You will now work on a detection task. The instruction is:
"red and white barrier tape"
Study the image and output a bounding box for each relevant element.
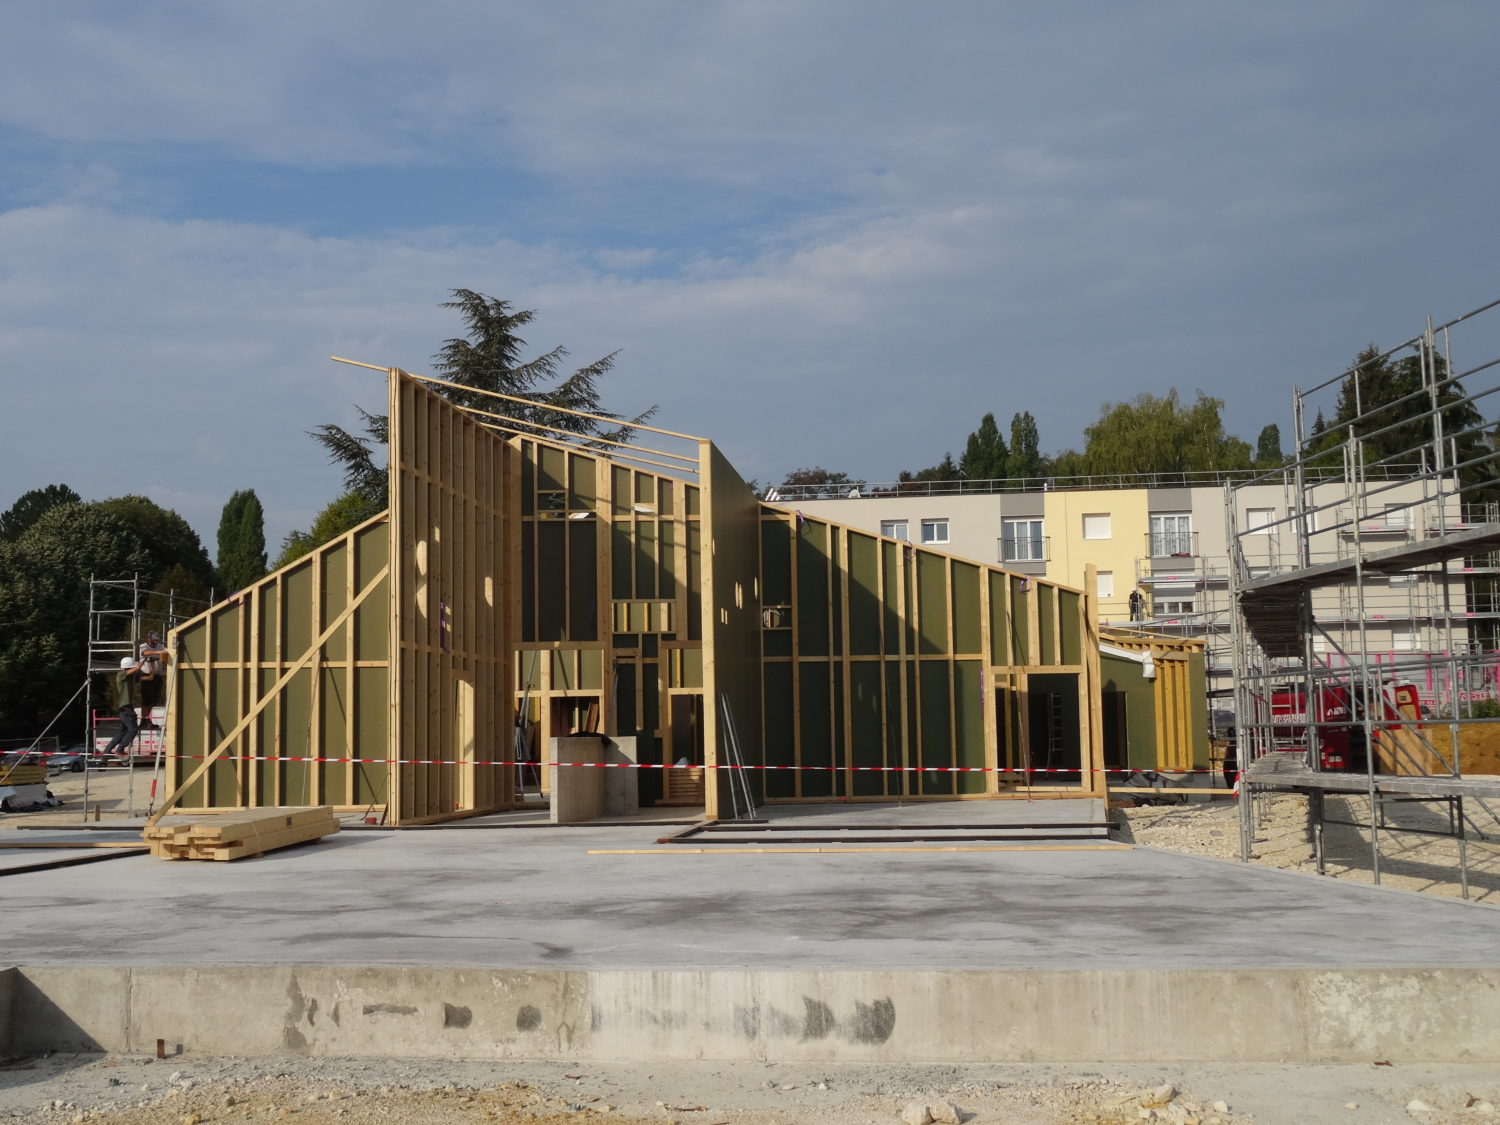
[12,747,1230,775]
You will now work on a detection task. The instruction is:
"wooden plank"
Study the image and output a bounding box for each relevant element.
[344,526,357,809]
[0,848,150,876]
[790,516,803,799]
[143,805,336,842]
[387,370,406,826]
[309,536,324,807]
[0,841,145,850]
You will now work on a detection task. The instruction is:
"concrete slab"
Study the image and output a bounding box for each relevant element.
[7,821,1500,1063]
[680,798,1112,842]
[744,797,1107,827]
[2,824,1495,971]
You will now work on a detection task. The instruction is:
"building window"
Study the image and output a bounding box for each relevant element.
[881,519,909,541]
[1246,507,1275,535]
[1155,598,1195,616]
[1391,624,1420,652]
[1096,571,1114,598]
[1150,513,1193,556]
[920,519,949,544]
[1002,518,1045,562]
[1082,514,1111,540]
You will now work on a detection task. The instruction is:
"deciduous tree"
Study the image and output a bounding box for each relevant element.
[0,503,151,739]
[0,483,80,541]
[1082,390,1252,477]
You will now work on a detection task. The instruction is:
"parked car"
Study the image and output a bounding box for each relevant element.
[47,748,88,774]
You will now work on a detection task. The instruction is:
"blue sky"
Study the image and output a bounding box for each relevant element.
[2,1,1498,553]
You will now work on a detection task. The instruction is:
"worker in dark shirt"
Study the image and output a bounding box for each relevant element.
[101,657,142,757]
[137,631,168,729]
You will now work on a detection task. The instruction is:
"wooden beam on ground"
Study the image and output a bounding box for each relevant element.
[587,843,1131,855]
[0,848,150,876]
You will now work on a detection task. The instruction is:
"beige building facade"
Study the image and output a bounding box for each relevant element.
[786,475,1484,703]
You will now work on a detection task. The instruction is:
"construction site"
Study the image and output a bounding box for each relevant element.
[5,303,1500,1122]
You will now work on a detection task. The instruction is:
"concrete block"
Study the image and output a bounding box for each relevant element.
[550,736,637,823]
[602,736,639,818]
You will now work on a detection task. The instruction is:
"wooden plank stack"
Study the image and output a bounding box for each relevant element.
[142,806,339,862]
[660,766,706,806]
[0,763,47,786]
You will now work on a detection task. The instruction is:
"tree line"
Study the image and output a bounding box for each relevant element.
[775,344,1496,493]
[780,395,1286,494]
[0,484,269,740]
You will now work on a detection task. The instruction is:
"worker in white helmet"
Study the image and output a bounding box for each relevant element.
[101,657,143,758]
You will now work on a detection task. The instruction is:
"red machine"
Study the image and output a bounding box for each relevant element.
[1267,683,1420,772]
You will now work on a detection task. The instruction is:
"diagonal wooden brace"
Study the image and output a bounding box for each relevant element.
[145,564,391,827]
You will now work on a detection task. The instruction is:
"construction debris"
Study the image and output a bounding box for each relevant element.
[143,807,338,862]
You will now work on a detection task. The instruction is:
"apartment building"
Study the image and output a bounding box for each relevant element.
[785,475,1484,701]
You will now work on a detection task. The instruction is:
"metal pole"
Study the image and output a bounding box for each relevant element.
[1346,435,1382,885]
[1456,794,1470,900]
[82,574,103,822]
[1312,788,1326,874]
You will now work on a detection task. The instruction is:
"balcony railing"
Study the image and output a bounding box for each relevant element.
[999,535,1050,564]
[767,464,1407,503]
[1145,530,1199,558]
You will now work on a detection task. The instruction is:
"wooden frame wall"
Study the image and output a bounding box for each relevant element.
[758,509,1105,801]
[510,435,705,809]
[165,514,391,813]
[701,441,766,814]
[1099,630,1209,772]
[388,372,515,824]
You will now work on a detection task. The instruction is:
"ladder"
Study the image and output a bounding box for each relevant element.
[717,692,756,821]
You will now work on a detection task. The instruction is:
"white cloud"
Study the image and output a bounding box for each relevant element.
[1,0,1499,557]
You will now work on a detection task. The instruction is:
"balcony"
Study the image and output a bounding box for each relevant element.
[1144,531,1199,558]
[998,534,1050,565]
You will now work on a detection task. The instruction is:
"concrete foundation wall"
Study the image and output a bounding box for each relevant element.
[10,964,1500,1064]
[0,967,13,1057]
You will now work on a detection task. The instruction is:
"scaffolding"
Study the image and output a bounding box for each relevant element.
[81,574,211,819]
[1229,298,1500,896]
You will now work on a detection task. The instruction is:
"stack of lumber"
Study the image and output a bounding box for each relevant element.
[143,806,338,862]
[660,766,706,806]
[0,762,47,786]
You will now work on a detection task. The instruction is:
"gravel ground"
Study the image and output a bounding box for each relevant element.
[3,1054,1499,1125]
[1112,791,1500,904]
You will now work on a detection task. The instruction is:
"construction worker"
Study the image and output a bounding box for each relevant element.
[101,657,142,758]
[1128,587,1145,622]
[137,630,168,729]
